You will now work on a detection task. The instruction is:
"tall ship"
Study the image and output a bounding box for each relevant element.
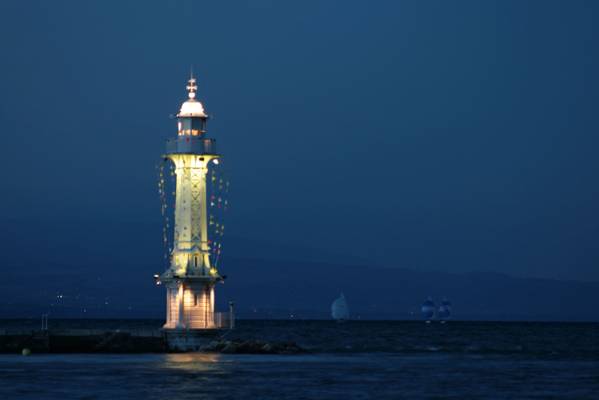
[438,298,452,322]
[421,297,436,322]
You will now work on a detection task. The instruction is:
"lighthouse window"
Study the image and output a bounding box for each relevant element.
[194,294,198,306]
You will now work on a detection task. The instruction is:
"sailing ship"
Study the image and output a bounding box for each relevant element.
[438,298,452,323]
[331,293,349,322]
[421,297,436,322]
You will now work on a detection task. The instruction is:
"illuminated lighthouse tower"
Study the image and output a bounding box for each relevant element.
[160,76,228,335]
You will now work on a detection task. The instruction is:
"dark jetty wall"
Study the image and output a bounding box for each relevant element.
[0,331,166,353]
[0,330,306,354]
[201,339,305,354]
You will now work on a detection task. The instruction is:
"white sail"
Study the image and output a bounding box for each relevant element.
[438,299,452,320]
[421,297,436,320]
[331,293,349,321]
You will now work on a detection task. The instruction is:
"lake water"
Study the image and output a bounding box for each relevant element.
[0,320,597,399]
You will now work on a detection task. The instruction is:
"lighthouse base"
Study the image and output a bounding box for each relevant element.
[163,328,224,352]
[164,280,218,330]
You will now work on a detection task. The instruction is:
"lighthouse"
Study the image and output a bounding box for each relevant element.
[159,75,231,346]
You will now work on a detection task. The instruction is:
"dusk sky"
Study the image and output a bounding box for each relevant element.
[1,0,598,284]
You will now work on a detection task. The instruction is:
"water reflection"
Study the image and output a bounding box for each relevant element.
[163,353,224,372]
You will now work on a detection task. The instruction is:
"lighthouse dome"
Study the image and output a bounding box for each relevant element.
[177,75,207,118]
[179,98,206,117]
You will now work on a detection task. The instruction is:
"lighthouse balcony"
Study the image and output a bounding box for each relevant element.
[166,136,217,155]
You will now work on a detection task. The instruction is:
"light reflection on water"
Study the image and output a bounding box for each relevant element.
[0,352,596,400]
[162,352,223,372]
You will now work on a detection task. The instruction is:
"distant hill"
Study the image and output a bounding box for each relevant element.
[1,254,598,321]
[219,258,599,321]
[1,217,597,321]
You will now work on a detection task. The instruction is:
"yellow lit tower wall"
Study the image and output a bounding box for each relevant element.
[161,77,222,330]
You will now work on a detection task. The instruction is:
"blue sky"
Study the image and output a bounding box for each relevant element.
[1,0,598,282]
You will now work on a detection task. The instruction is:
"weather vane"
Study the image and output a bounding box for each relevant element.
[186,75,197,99]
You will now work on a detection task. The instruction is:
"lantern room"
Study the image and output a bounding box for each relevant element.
[177,77,208,136]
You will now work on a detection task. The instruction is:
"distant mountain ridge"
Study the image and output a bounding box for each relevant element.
[2,255,598,321]
[220,258,599,321]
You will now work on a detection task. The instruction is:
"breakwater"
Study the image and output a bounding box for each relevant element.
[0,329,166,353]
[0,328,306,354]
